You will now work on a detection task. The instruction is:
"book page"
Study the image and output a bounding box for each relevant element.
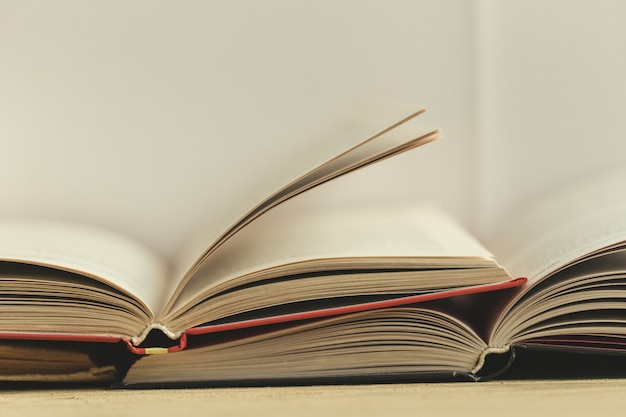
[489,249,626,347]
[163,199,502,322]
[487,165,626,282]
[127,307,486,385]
[0,219,169,316]
[162,104,440,314]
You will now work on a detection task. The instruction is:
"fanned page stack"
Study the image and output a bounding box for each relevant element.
[1,105,626,386]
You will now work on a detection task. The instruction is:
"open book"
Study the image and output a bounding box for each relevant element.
[1,104,625,386]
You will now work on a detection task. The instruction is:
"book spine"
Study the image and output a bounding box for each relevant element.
[471,346,516,381]
[124,333,188,355]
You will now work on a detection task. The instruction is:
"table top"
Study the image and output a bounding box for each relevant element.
[3,379,626,417]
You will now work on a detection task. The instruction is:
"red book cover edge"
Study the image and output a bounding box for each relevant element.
[0,277,527,355]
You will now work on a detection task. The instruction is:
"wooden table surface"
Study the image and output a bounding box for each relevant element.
[2,379,626,417]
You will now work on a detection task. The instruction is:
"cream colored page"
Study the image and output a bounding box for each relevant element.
[0,219,169,316]
[169,200,496,313]
[166,104,432,307]
[487,165,626,282]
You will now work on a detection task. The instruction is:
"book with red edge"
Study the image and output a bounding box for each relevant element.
[2,104,626,386]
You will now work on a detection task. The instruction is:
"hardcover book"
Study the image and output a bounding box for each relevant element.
[1,105,625,386]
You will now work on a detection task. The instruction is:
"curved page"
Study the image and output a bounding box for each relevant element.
[0,219,168,316]
[488,165,626,283]
[164,104,439,315]
[162,202,506,330]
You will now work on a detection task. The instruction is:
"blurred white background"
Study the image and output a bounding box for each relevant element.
[1,0,625,261]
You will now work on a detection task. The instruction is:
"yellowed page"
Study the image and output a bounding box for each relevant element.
[0,219,168,316]
[487,165,626,282]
